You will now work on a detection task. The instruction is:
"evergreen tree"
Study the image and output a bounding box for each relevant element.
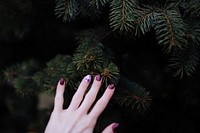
[1,0,200,132]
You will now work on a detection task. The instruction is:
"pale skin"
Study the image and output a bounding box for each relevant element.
[44,74,119,133]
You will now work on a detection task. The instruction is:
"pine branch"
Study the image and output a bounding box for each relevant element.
[169,43,199,78]
[55,0,79,21]
[73,29,112,71]
[154,8,187,53]
[3,59,40,96]
[187,21,200,45]
[73,29,120,87]
[134,5,157,35]
[99,61,120,87]
[186,0,200,17]
[73,33,104,71]
[114,76,151,111]
[33,55,72,94]
[13,77,37,96]
[109,0,138,32]
[90,0,109,9]
[79,0,104,20]
[164,0,182,10]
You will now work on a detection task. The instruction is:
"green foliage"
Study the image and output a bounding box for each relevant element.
[55,0,106,21]
[3,29,121,97]
[55,0,79,21]
[154,9,187,53]
[90,0,109,9]
[109,0,137,32]
[33,55,72,94]
[3,59,40,96]
[3,0,200,111]
[170,44,199,78]
[54,0,200,78]
[188,22,200,45]
[72,29,120,87]
[3,26,152,113]
[133,5,157,35]
[114,76,151,111]
[73,30,104,71]
[186,0,200,17]
[79,0,103,20]
[169,19,200,78]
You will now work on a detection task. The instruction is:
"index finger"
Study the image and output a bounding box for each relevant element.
[67,75,91,110]
[53,78,65,112]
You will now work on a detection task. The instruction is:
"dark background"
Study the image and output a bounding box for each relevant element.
[1,0,200,133]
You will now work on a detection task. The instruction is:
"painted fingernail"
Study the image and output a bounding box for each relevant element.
[108,84,115,89]
[95,74,101,81]
[112,123,119,132]
[60,78,65,85]
[85,75,91,82]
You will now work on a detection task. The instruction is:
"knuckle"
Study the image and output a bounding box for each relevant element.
[85,117,96,128]
[89,114,97,122]
[85,93,95,102]
[54,96,63,109]
[73,93,83,102]
[97,98,107,108]
[54,96,62,103]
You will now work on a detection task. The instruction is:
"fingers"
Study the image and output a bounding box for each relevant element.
[89,84,115,118]
[53,78,65,112]
[68,75,91,110]
[102,123,119,133]
[78,74,102,113]
[68,74,115,118]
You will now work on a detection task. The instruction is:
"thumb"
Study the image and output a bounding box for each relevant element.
[102,123,119,133]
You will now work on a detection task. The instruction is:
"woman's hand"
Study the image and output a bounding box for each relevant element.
[44,74,119,133]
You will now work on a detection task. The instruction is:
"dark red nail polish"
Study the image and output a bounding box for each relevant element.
[112,123,119,132]
[60,78,65,85]
[96,74,101,81]
[108,84,115,89]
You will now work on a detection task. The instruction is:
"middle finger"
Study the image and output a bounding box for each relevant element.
[78,74,102,113]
